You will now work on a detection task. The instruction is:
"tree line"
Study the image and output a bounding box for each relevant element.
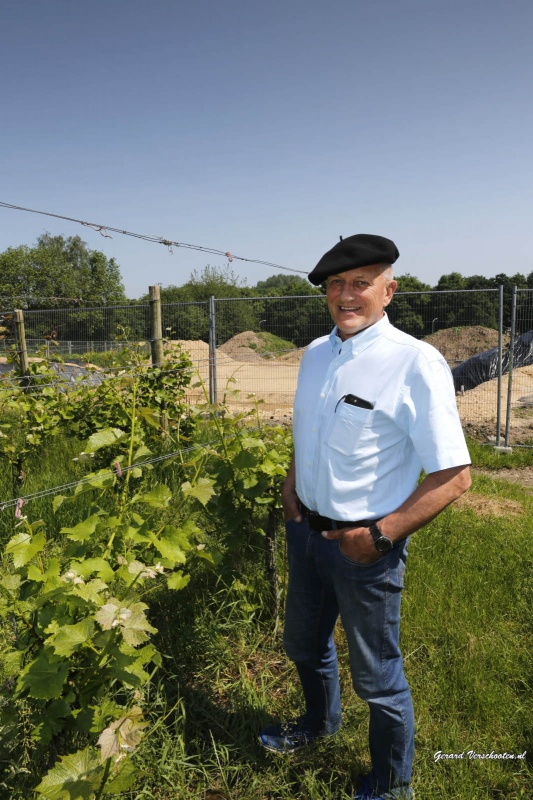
[1,236,532,347]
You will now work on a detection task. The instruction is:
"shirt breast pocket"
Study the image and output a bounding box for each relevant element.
[326,404,374,456]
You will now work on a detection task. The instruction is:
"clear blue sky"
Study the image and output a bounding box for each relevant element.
[1,0,532,298]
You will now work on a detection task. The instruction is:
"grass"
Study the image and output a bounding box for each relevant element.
[466,437,533,469]
[0,434,531,798]
[254,332,298,358]
[126,468,532,800]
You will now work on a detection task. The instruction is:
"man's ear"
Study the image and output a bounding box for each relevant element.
[384,279,398,306]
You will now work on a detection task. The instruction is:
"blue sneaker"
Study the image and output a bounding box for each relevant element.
[258,717,340,754]
[354,774,414,799]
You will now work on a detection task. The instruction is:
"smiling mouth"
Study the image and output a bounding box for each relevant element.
[339,306,360,312]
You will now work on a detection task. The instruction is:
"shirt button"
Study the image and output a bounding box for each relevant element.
[320,393,325,398]
[312,427,316,432]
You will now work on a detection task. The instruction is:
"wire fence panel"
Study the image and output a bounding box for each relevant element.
[389,289,501,345]
[212,296,330,416]
[160,301,211,405]
[21,305,151,357]
[506,289,533,445]
[5,290,532,445]
[212,292,504,431]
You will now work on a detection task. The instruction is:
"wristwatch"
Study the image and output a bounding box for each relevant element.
[368,522,394,553]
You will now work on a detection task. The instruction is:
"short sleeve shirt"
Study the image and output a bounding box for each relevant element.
[293,314,471,521]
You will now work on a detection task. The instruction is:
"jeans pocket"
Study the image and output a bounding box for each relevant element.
[338,540,385,567]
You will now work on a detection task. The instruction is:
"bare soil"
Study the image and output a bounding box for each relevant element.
[219,332,264,362]
[164,328,533,445]
[473,467,533,491]
[455,491,525,516]
[423,325,508,365]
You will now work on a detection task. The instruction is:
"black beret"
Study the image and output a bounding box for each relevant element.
[308,233,399,286]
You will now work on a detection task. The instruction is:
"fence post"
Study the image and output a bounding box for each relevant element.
[495,285,504,446]
[208,296,218,404]
[504,286,517,448]
[149,285,164,367]
[14,309,29,376]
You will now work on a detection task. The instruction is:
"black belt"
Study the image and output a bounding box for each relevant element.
[300,504,376,533]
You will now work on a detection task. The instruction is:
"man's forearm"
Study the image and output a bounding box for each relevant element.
[379,464,471,542]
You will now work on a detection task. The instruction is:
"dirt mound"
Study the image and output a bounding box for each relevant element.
[277,349,305,363]
[165,339,210,358]
[423,326,508,366]
[219,331,263,361]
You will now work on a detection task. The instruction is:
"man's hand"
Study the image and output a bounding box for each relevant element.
[281,455,302,522]
[321,526,381,564]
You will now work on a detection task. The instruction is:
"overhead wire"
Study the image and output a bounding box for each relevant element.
[0,200,308,275]
[0,438,223,512]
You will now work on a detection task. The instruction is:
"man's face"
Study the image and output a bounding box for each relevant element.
[326,265,397,340]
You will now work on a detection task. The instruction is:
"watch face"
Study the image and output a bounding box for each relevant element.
[375,536,393,552]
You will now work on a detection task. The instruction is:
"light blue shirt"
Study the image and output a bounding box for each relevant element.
[293,314,471,521]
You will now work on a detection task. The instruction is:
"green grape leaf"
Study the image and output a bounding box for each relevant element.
[60,514,102,542]
[101,758,137,794]
[167,571,191,591]
[136,407,160,429]
[119,602,157,646]
[239,436,266,450]
[71,557,114,583]
[0,573,21,595]
[136,483,172,508]
[5,530,46,568]
[18,651,69,699]
[85,427,127,454]
[108,648,150,687]
[132,444,151,462]
[151,536,187,565]
[35,746,103,799]
[180,477,215,506]
[232,449,259,469]
[73,578,109,605]
[48,618,95,658]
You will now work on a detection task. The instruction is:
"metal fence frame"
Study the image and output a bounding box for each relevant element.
[2,288,533,446]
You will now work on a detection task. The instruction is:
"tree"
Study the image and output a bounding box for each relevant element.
[252,273,326,345]
[254,274,322,297]
[0,234,126,307]
[387,274,432,336]
[150,266,260,344]
[395,274,432,293]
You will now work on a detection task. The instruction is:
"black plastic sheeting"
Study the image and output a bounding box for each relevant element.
[0,361,106,389]
[452,331,533,392]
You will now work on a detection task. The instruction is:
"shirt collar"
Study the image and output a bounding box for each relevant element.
[329,313,390,354]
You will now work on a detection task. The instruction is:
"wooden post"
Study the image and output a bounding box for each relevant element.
[148,285,168,436]
[149,285,164,367]
[14,309,29,376]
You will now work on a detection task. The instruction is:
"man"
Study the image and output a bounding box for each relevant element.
[258,234,471,800]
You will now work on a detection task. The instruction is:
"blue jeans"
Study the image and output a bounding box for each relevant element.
[283,518,414,797]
